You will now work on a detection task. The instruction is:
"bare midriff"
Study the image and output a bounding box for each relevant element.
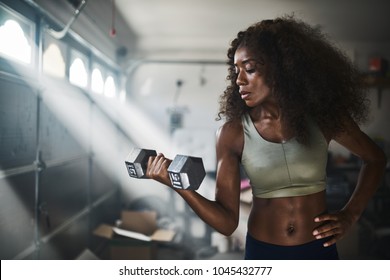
[247,190,327,246]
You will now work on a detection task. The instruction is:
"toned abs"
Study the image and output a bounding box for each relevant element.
[248,190,327,245]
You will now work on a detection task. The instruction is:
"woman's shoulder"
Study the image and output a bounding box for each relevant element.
[218,118,243,135]
[216,118,244,157]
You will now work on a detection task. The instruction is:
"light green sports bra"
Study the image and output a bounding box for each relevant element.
[241,113,328,198]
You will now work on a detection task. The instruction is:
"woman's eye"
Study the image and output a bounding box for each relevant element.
[246,68,256,73]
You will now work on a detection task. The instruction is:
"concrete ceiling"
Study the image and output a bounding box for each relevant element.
[115,0,390,58]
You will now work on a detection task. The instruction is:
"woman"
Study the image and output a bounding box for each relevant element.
[146,16,387,259]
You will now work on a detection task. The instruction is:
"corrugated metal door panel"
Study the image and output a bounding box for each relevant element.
[90,188,121,227]
[39,215,89,260]
[39,159,89,236]
[0,172,35,259]
[91,161,117,201]
[0,78,37,169]
[39,88,90,162]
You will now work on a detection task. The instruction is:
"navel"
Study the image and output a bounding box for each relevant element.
[286,224,295,235]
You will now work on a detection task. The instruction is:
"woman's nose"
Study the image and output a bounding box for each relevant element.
[236,72,247,86]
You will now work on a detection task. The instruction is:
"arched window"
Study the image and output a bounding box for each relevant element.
[69,57,88,88]
[91,67,104,94]
[43,43,65,78]
[104,75,116,98]
[0,19,31,64]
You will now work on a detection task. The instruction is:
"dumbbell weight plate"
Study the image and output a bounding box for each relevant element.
[125,148,157,178]
[167,155,206,190]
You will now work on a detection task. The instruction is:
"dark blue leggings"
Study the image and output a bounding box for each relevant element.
[245,233,339,260]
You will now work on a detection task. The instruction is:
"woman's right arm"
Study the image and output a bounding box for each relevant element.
[146,121,243,236]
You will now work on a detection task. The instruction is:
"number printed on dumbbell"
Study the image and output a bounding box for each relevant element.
[169,173,183,188]
[126,164,137,178]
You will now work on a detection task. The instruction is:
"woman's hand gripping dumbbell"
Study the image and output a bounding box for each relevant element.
[125,148,206,190]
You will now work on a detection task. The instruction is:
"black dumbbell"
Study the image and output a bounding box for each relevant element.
[125,148,157,178]
[125,148,206,190]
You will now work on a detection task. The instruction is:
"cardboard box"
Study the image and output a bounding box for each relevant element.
[93,210,176,259]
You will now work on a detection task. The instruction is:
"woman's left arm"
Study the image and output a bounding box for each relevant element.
[313,120,387,247]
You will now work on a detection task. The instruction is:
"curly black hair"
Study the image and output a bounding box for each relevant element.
[217,15,369,144]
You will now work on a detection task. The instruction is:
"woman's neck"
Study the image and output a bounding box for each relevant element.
[250,100,282,122]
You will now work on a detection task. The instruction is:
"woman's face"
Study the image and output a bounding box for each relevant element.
[234,46,272,107]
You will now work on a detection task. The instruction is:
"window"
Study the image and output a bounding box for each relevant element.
[91,67,104,94]
[43,41,66,78]
[91,64,119,99]
[104,75,116,98]
[0,4,34,65]
[69,51,88,88]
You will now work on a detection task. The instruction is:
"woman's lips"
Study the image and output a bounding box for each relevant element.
[240,91,250,100]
